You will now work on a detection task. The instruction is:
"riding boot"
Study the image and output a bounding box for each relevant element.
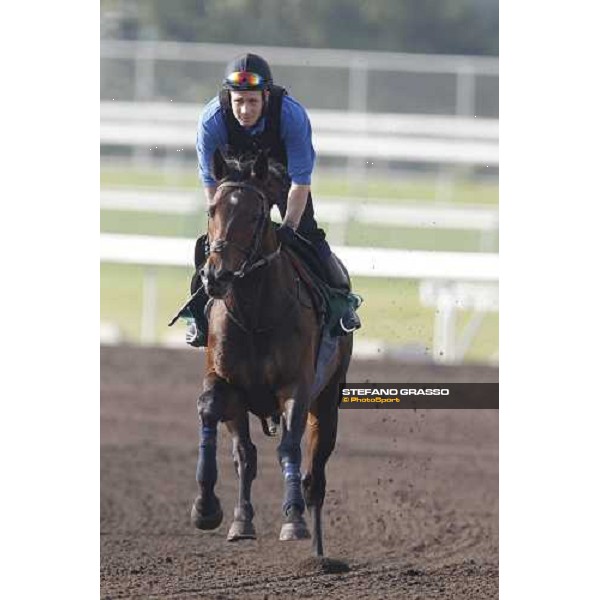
[185,275,209,347]
[324,253,362,333]
[185,234,210,347]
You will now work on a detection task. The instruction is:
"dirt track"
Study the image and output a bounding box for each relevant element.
[101,346,498,599]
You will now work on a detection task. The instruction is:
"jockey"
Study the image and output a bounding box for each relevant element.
[186,52,361,347]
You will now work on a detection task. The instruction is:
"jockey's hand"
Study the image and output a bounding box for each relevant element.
[276,224,296,246]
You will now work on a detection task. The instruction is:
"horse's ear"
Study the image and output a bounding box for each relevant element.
[213,149,229,181]
[252,151,269,181]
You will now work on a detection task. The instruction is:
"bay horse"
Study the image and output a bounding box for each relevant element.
[190,150,353,556]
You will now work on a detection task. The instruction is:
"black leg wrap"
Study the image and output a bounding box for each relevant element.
[196,424,218,487]
[281,461,305,515]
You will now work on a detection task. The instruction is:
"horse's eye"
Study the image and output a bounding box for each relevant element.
[207,206,216,219]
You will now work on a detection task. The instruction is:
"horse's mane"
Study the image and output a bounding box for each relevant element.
[220,155,287,187]
[266,160,287,183]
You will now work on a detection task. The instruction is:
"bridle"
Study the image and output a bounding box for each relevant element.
[206,180,280,280]
[202,178,300,336]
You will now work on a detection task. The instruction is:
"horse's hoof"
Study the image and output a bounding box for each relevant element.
[227,519,256,541]
[190,496,223,530]
[279,519,311,541]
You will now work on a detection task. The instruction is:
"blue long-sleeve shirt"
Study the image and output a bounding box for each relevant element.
[196,94,316,187]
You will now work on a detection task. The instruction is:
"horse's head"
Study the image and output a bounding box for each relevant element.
[203,150,283,298]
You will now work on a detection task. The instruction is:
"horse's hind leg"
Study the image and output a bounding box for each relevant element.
[302,378,340,557]
[225,410,257,541]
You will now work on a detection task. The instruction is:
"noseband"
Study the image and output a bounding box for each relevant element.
[208,181,280,279]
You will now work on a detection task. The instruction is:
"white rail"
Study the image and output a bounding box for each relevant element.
[100,233,498,363]
[101,40,499,75]
[100,189,499,231]
[100,102,498,166]
[101,102,499,139]
[100,233,498,281]
[100,188,498,251]
[101,189,200,215]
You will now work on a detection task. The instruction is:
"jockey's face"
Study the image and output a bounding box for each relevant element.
[230,90,268,128]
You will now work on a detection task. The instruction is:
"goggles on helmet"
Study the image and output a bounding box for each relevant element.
[224,71,265,89]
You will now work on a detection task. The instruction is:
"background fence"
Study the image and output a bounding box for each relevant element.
[101,41,499,116]
[100,40,499,364]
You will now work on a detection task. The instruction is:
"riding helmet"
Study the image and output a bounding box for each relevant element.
[222,53,273,91]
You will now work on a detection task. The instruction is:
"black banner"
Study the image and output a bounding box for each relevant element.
[338,383,498,409]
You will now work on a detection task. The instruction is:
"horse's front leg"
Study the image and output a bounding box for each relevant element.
[225,407,258,541]
[190,374,231,530]
[277,389,311,541]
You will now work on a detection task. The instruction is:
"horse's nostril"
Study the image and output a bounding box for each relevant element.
[205,268,232,292]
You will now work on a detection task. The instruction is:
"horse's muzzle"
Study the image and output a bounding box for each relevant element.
[203,264,234,298]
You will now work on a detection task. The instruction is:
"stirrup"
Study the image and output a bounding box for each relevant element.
[185,321,205,348]
[339,309,361,334]
[338,293,363,333]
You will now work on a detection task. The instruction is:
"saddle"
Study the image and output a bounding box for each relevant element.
[168,228,356,339]
[280,228,355,338]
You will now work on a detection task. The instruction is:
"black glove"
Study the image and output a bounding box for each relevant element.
[276,224,296,246]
